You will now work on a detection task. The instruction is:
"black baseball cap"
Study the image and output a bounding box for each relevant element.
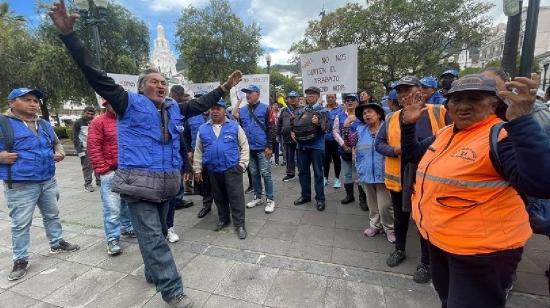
[394,76,421,89]
[447,74,497,97]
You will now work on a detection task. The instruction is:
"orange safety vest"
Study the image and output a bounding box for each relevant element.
[412,115,532,255]
[384,104,447,192]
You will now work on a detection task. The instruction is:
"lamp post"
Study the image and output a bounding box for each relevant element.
[543,62,549,90]
[74,0,108,69]
[265,53,272,102]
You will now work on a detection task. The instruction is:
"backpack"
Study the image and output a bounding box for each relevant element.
[489,121,550,236]
[292,109,327,142]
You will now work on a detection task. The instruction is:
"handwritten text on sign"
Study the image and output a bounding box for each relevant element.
[230,74,270,106]
[300,44,357,95]
[184,82,221,97]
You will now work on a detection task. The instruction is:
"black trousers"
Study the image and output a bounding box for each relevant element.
[198,169,214,209]
[208,167,245,227]
[323,140,341,178]
[429,242,522,308]
[390,190,429,264]
[284,143,297,177]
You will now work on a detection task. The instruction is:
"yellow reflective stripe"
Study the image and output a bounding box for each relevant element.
[432,105,441,126]
[385,173,401,183]
[416,171,510,188]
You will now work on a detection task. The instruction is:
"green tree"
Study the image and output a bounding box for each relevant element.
[175,0,262,83]
[290,0,493,96]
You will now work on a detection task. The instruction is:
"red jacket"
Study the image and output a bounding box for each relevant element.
[88,111,118,175]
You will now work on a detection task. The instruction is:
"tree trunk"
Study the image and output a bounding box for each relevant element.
[40,99,50,122]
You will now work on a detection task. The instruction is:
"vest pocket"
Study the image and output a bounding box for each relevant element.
[14,151,37,177]
[120,142,152,168]
[431,196,487,238]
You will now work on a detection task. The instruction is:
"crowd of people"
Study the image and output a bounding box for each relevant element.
[0,1,549,308]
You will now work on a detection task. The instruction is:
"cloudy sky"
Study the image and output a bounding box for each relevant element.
[7,0,550,66]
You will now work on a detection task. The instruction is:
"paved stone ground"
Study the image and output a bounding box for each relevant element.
[0,156,549,307]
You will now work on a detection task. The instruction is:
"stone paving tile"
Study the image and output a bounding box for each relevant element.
[214,262,279,304]
[331,247,418,276]
[264,269,327,308]
[36,234,103,260]
[335,213,370,231]
[257,221,298,241]
[285,242,333,263]
[245,205,270,220]
[84,275,156,308]
[325,278,386,308]
[293,224,335,246]
[204,246,261,264]
[66,241,109,266]
[248,237,291,256]
[0,290,39,307]
[181,255,236,292]
[180,228,219,244]
[333,228,395,255]
[383,286,439,308]
[0,253,62,289]
[10,261,91,300]
[96,243,144,273]
[243,218,267,236]
[506,293,550,308]
[42,267,125,307]
[29,302,62,308]
[203,294,263,308]
[266,208,304,225]
[514,271,550,296]
[300,210,337,228]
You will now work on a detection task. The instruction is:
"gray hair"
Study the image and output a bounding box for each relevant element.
[137,68,162,93]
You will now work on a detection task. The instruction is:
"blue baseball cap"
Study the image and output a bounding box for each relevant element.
[241,84,261,93]
[420,76,438,89]
[214,98,227,108]
[8,88,44,101]
[388,89,398,101]
[286,91,299,98]
[344,93,359,101]
[441,69,459,78]
[389,81,398,89]
[194,90,208,98]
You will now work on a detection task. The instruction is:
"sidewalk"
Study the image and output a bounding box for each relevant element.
[0,156,548,307]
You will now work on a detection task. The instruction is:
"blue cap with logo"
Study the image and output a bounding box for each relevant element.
[241,84,261,93]
[441,69,459,78]
[214,98,227,108]
[420,76,438,89]
[286,91,299,98]
[194,90,208,98]
[8,88,44,101]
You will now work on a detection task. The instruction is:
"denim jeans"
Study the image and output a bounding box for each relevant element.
[4,178,64,261]
[341,159,355,184]
[297,148,325,201]
[100,172,132,243]
[249,150,274,200]
[125,198,184,302]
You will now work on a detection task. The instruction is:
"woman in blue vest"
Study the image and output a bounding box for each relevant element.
[193,99,249,240]
[348,102,395,243]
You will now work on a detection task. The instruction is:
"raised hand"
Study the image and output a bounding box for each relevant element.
[402,92,427,124]
[222,70,243,91]
[499,73,539,121]
[48,0,80,35]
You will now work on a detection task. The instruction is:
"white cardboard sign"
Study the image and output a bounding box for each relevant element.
[230,74,270,106]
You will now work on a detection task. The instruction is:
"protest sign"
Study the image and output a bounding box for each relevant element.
[184,82,221,97]
[96,73,138,103]
[230,74,270,105]
[300,44,357,95]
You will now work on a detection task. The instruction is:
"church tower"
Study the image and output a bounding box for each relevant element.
[150,23,178,78]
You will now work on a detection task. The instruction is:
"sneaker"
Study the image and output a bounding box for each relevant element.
[363,227,381,237]
[167,227,180,243]
[107,240,122,256]
[246,196,264,208]
[265,199,275,214]
[84,184,95,192]
[333,178,341,189]
[386,249,406,267]
[168,293,194,308]
[386,230,396,243]
[324,177,329,186]
[413,263,431,284]
[282,175,295,182]
[8,259,29,281]
[121,229,137,238]
[50,239,80,254]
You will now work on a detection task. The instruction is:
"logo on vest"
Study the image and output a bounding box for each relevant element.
[452,148,477,162]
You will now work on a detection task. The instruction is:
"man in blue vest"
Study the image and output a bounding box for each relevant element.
[193,99,249,239]
[184,90,214,219]
[420,76,446,105]
[238,85,277,214]
[2,88,80,281]
[49,2,242,306]
[292,86,330,211]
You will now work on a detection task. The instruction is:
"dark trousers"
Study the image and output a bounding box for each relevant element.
[284,143,297,177]
[208,167,245,227]
[272,141,280,164]
[198,169,214,209]
[297,148,325,201]
[323,140,341,178]
[390,190,430,264]
[246,168,252,188]
[125,199,183,302]
[429,242,522,308]
[80,155,100,186]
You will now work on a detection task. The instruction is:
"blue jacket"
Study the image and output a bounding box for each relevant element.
[239,102,268,151]
[295,102,328,150]
[0,117,56,181]
[427,91,446,105]
[325,105,342,141]
[187,113,208,150]
[117,93,183,172]
[355,123,385,184]
[199,120,240,173]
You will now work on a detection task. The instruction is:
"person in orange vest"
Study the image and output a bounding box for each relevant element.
[401,74,550,308]
[375,76,449,284]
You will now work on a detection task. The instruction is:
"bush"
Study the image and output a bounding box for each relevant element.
[54,126,73,139]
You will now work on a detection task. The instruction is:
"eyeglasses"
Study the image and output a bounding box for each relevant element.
[345,99,357,102]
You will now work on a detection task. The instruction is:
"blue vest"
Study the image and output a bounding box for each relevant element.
[355,123,385,184]
[0,117,56,181]
[239,103,268,150]
[187,113,208,150]
[199,120,240,173]
[117,93,184,172]
[325,105,342,141]
[428,91,446,105]
[337,112,361,152]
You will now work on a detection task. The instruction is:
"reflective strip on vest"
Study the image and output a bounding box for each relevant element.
[384,112,402,191]
[417,171,510,188]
